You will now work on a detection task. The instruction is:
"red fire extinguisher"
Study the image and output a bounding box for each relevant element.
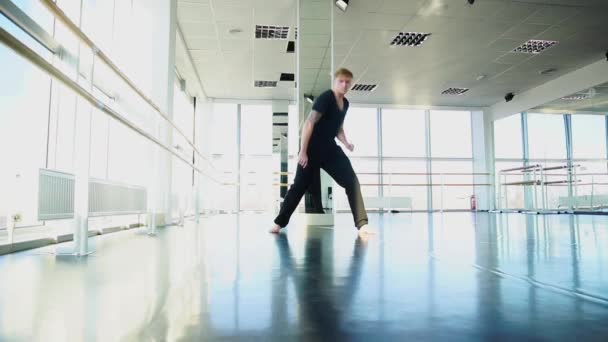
[470,195,477,211]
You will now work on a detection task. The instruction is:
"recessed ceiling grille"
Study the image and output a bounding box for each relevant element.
[561,94,589,101]
[390,32,431,47]
[351,84,377,92]
[441,87,469,95]
[255,25,289,40]
[254,80,277,88]
[562,88,596,101]
[512,40,558,54]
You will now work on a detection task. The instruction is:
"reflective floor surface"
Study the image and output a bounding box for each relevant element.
[0,212,607,341]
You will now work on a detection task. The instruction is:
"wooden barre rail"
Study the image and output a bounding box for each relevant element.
[502,180,583,186]
[535,173,608,177]
[502,180,541,186]
[37,0,217,171]
[499,164,542,172]
[0,25,229,185]
[547,182,608,187]
[499,164,581,174]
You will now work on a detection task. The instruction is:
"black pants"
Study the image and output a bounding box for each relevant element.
[274,148,368,229]
[304,170,325,213]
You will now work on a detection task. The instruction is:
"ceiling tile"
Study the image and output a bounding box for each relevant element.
[502,23,551,40]
[177,2,213,22]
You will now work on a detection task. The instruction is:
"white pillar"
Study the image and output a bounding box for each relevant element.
[472,110,496,211]
[72,26,95,255]
[73,100,93,255]
[297,0,334,226]
[197,100,213,215]
[272,100,289,214]
[147,0,177,231]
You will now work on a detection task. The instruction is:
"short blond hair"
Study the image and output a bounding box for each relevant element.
[334,68,353,79]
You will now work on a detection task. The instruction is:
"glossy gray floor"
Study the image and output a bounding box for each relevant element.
[0,212,607,341]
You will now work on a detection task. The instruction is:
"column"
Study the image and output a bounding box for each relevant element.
[297,0,334,225]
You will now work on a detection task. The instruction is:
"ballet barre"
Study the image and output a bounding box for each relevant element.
[497,164,581,214]
[225,170,491,212]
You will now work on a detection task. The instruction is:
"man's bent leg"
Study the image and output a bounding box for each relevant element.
[321,151,368,228]
[274,163,317,228]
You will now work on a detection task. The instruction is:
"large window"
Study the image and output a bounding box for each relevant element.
[494,114,523,159]
[240,155,275,211]
[107,122,152,187]
[527,113,566,160]
[335,107,378,210]
[527,113,568,209]
[1,0,54,58]
[430,110,473,210]
[240,105,272,155]
[493,113,608,211]
[81,0,115,54]
[211,104,238,213]
[207,105,485,213]
[342,107,378,157]
[382,160,428,211]
[206,104,276,212]
[382,109,426,157]
[173,83,195,142]
[1,0,204,246]
[493,114,525,209]
[171,84,195,219]
[571,161,608,208]
[430,110,472,158]
[89,107,110,180]
[287,105,299,186]
[431,161,474,210]
[381,109,427,211]
[570,115,608,208]
[240,105,273,211]
[0,44,51,229]
[288,104,300,157]
[47,83,77,173]
[495,161,526,210]
[571,115,606,159]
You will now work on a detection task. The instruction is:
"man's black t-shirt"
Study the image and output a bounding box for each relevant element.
[308,89,349,159]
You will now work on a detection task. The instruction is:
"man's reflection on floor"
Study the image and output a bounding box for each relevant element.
[273,231,368,340]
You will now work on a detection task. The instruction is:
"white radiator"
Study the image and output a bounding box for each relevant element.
[88,179,147,217]
[38,169,76,221]
[558,194,608,209]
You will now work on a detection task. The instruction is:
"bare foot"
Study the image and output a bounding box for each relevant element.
[269,224,282,234]
[358,224,376,237]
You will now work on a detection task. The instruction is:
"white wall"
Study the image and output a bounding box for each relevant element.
[490,58,608,121]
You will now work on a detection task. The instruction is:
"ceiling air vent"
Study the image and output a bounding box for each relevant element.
[512,40,558,54]
[254,80,277,88]
[441,87,469,95]
[390,32,431,47]
[561,94,589,100]
[255,25,289,40]
[561,88,597,101]
[351,84,377,92]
